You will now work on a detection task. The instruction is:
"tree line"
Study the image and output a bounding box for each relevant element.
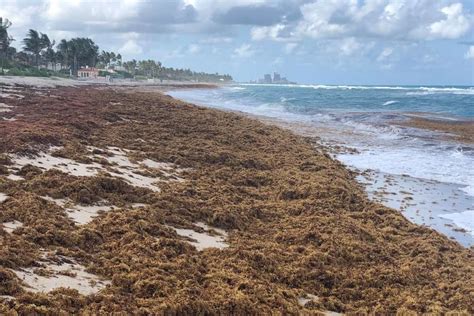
[0,18,232,82]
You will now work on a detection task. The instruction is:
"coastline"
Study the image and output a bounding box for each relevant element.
[0,82,473,313]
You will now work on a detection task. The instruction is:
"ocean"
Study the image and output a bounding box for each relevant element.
[169,84,474,247]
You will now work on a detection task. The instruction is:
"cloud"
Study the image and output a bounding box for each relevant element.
[119,39,143,57]
[284,43,298,54]
[465,46,474,59]
[212,3,301,26]
[188,44,201,54]
[233,43,256,58]
[251,24,288,41]
[252,0,473,42]
[200,36,233,44]
[377,47,394,62]
[429,3,471,39]
[339,38,363,56]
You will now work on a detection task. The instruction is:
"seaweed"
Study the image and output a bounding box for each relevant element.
[0,85,472,314]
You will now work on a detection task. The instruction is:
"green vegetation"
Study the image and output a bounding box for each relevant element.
[0,17,233,82]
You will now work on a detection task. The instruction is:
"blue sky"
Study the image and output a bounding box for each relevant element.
[1,0,473,85]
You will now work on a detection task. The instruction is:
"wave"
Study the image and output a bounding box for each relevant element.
[383,100,399,106]
[239,83,474,94]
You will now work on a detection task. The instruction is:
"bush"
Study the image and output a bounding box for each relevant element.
[4,66,50,77]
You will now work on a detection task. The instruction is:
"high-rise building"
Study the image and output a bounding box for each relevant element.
[273,72,281,83]
[264,74,272,83]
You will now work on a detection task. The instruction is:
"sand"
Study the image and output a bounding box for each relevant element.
[171,222,228,251]
[12,251,109,295]
[1,220,23,233]
[0,82,473,314]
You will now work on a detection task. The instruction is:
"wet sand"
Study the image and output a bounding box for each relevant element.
[0,83,473,314]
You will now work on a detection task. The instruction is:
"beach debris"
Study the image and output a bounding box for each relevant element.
[1,220,23,233]
[12,252,110,295]
[171,222,228,251]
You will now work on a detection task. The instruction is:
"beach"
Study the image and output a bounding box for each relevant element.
[170,85,474,248]
[0,80,473,314]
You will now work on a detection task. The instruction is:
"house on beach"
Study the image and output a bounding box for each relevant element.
[78,67,100,78]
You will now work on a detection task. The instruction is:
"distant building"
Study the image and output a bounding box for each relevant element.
[255,72,296,85]
[264,74,272,83]
[78,66,100,79]
[273,72,281,82]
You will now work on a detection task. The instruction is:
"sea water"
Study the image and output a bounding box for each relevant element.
[169,84,474,247]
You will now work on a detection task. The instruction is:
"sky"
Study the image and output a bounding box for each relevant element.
[1,0,474,85]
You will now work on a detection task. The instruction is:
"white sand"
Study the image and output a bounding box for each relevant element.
[10,149,103,178]
[173,222,228,251]
[1,220,23,233]
[141,159,174,170]
[6,174,24,181]
[43,196,116,225]
[13,253,110,295]
[297,294,319,307]
[66,204,115,225]
[0,193,8,203]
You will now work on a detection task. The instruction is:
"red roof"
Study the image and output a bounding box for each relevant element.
[78,67,99,72]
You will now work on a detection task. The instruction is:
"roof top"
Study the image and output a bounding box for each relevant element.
[78,67,100,72]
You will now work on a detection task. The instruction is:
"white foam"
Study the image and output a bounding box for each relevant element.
[439,211,474,236]
[2,220,23,233]
[339,146,474,197]
[172,222,228,251]
[383,100,399,106]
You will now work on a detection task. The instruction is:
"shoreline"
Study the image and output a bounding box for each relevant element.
[396,115,474,144]
[0,83,473,313]
[167,87,474,247]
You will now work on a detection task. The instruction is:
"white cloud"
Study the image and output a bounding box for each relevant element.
[200,37,233,44]
[119,39,143,57]
[429,3,471,39]
[284,43,298,54]
[188,44,201,54]
[233,43,256,58]
[465,46,474,60]
[251,24,287,41]
[339,38,362,56]
[377,47,394,62]
[253,0,473,42]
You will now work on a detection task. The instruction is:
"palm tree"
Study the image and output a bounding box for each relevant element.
[23,29,50,68]
[0,17,13,73]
